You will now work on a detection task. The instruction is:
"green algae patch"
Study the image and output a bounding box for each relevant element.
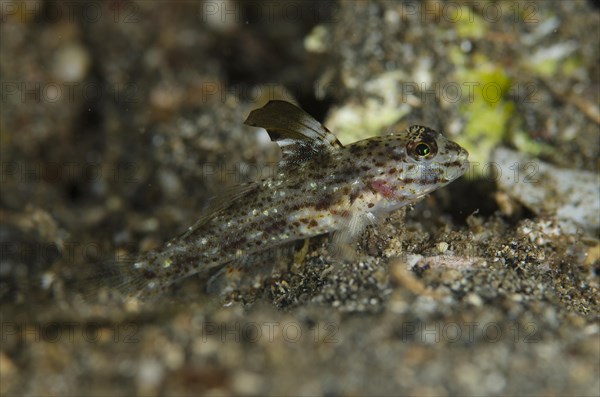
[561,55,584,77]
[452,6,487,39]
[510,129,557,158]
[454,58,515,177]
[523,42,579,78]
[461,101,515,177]
[455,61,554,173]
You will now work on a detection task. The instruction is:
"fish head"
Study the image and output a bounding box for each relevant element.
[366,125,469,203]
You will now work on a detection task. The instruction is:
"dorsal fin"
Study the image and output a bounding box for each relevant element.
[244,100,343,166]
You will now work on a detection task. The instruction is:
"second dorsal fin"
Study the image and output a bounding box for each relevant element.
[244,100,343,166]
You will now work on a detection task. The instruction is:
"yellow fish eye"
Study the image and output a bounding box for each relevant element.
[415,142,431,156]
[407,139,437,159]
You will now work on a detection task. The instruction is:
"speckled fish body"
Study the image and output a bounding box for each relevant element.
[121,101,469,298]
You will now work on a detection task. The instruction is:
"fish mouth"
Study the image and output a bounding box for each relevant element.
[458,147,469,162]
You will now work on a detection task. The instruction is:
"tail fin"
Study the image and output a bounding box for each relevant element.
[72,255,163,303]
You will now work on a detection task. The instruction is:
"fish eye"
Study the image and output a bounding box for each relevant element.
[407,139,438,160]
[415,143,431,156]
